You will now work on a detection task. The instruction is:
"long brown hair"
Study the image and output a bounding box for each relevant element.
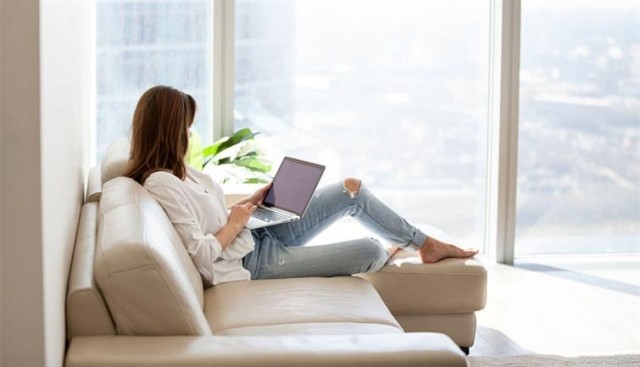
[124,85,197,184]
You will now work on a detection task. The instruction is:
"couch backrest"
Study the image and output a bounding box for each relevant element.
[101,138,131,185]
[94,177,211,336]
[66,201,117,341]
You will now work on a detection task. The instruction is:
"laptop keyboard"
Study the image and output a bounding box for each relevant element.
[253,206,291,223]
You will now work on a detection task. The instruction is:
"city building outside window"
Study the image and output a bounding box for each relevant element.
[516,0,640,254]
[96,0,213,162]
[235,0,491,251]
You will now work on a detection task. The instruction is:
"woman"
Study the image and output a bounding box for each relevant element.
[125,85,477,287]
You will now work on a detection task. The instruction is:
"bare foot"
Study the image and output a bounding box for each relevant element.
[419,237,478,263]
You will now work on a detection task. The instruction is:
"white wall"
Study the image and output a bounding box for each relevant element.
[1,1,91,365]
[40,1,92,365]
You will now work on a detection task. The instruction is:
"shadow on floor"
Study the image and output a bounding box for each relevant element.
[469,326,531,356]
[514,261,640,297]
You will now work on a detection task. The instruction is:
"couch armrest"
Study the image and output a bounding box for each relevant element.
[85,166,103,203]
[66,334,468,367]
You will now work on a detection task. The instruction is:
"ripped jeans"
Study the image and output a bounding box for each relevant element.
[242,180,428,279]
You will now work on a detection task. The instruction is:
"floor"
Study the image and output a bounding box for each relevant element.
[308,220,640,357]
[469,254,640,357]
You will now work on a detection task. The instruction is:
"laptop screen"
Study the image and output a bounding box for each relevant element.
[263,157,325,215]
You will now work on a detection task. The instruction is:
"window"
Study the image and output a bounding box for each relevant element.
[94,0,639,259]
[235,0,491,249]
[516,1,640,254]
[96,0,213,162]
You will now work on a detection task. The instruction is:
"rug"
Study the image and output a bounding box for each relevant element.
[468,354,640,367]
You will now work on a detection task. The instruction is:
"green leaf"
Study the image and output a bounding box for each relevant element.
[226,127,259,146]
[234,156,272,172]
[200,128,271,184]
[202,136,229,158]
[201,128,259,159]
[244,177,271,184]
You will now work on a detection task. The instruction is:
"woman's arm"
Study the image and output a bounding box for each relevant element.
[214,202,256,248]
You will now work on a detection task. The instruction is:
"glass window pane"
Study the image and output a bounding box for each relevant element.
[96,1,213,162]
[235,0,491,250]
[517,1,640,254]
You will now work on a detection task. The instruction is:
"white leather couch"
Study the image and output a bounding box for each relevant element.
[64,148,486,366]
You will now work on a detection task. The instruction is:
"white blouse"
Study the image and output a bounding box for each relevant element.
[143,166,255,286]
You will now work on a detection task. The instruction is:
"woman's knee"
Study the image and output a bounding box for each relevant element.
[342,177,362,198]
[359,238,389,273]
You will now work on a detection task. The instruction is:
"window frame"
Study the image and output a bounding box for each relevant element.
[213,0,235,141]
[485,0,520,264]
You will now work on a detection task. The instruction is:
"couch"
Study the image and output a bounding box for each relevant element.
[64,148,487,366]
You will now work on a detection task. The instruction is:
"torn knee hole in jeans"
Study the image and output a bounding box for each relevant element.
[342,178,361,199]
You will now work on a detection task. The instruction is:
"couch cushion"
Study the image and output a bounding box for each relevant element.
[101,138,130,184]
[395,313,477,347]
[216,322,403,336]
[358,255,487,315]
[66,333,469,367]
[204,277,403,335]
[95,177,210,335]
[66,202,116,340]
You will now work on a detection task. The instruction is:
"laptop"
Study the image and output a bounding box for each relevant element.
[245,156,325,229]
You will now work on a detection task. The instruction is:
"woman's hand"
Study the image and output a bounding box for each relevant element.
[247,183,272,205]
[214,202,256,250]
[227,202,256,229]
